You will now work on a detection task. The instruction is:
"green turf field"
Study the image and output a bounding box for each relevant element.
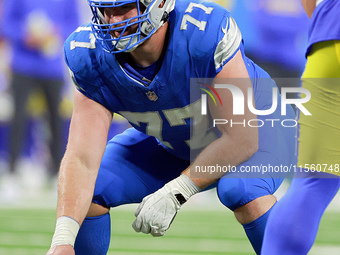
[0,206,339,255]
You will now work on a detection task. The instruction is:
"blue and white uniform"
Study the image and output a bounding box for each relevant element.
[64,1,295,254]
[65,0,295,213]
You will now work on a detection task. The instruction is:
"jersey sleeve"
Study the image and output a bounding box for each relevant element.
[180,1,243,76]
[214,15,242,73]
[63,24,112,111]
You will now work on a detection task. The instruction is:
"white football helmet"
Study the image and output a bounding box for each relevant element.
[88,0,175,53]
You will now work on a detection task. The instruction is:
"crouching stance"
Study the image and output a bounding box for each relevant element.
[46,0,295,254]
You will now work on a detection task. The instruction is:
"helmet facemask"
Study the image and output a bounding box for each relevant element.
[88,0,175,53]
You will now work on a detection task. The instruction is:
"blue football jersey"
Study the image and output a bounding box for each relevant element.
[250,0,309,71]
[64,0,274,160]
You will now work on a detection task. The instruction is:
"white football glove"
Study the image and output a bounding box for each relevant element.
[132,174,201,237]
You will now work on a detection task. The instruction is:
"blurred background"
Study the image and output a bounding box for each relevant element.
[0,0,130,204]
[0,0,339,254]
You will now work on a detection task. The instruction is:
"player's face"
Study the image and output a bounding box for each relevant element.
[104,4,141,38]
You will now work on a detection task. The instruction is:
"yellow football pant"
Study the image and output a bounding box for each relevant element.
[298,40,340,175]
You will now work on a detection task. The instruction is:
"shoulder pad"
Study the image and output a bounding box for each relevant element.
[214,15,242,72]
[172,1,242,72]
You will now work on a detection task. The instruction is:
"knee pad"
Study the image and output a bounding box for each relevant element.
[217,177,274,211]
[217,178,247,211]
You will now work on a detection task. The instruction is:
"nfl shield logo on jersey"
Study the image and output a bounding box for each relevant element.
[146,91,158,101]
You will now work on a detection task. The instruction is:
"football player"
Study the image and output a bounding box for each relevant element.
[262,0,340,254]
[46,0,295,254]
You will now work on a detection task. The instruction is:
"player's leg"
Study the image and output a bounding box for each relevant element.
[74,128,189,255]
[297,40,340,171]
[217,89,296,255]
[217,153,293,255]
[262,172,340,255]
[262,40,340,255]
[74,205,111,255]
[217,166,285,254]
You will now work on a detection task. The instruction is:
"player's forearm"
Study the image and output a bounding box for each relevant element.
[54,89,112,224]
[56,153,98,225]
[183,132,258,189]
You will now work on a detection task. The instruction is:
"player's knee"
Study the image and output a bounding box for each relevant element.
[217,178,247,210]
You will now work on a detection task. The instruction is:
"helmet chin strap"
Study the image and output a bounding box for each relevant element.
[112,33,140,52]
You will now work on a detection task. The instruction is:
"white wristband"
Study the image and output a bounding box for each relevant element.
[166,174,201,201]
[50,216,80,248]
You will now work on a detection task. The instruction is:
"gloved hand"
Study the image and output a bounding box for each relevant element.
[132,174,201,237]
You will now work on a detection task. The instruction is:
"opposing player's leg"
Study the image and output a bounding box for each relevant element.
[298,41,340,174]
[74,128,189,255]
[262,171,340,255]
[262,40,340,255]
